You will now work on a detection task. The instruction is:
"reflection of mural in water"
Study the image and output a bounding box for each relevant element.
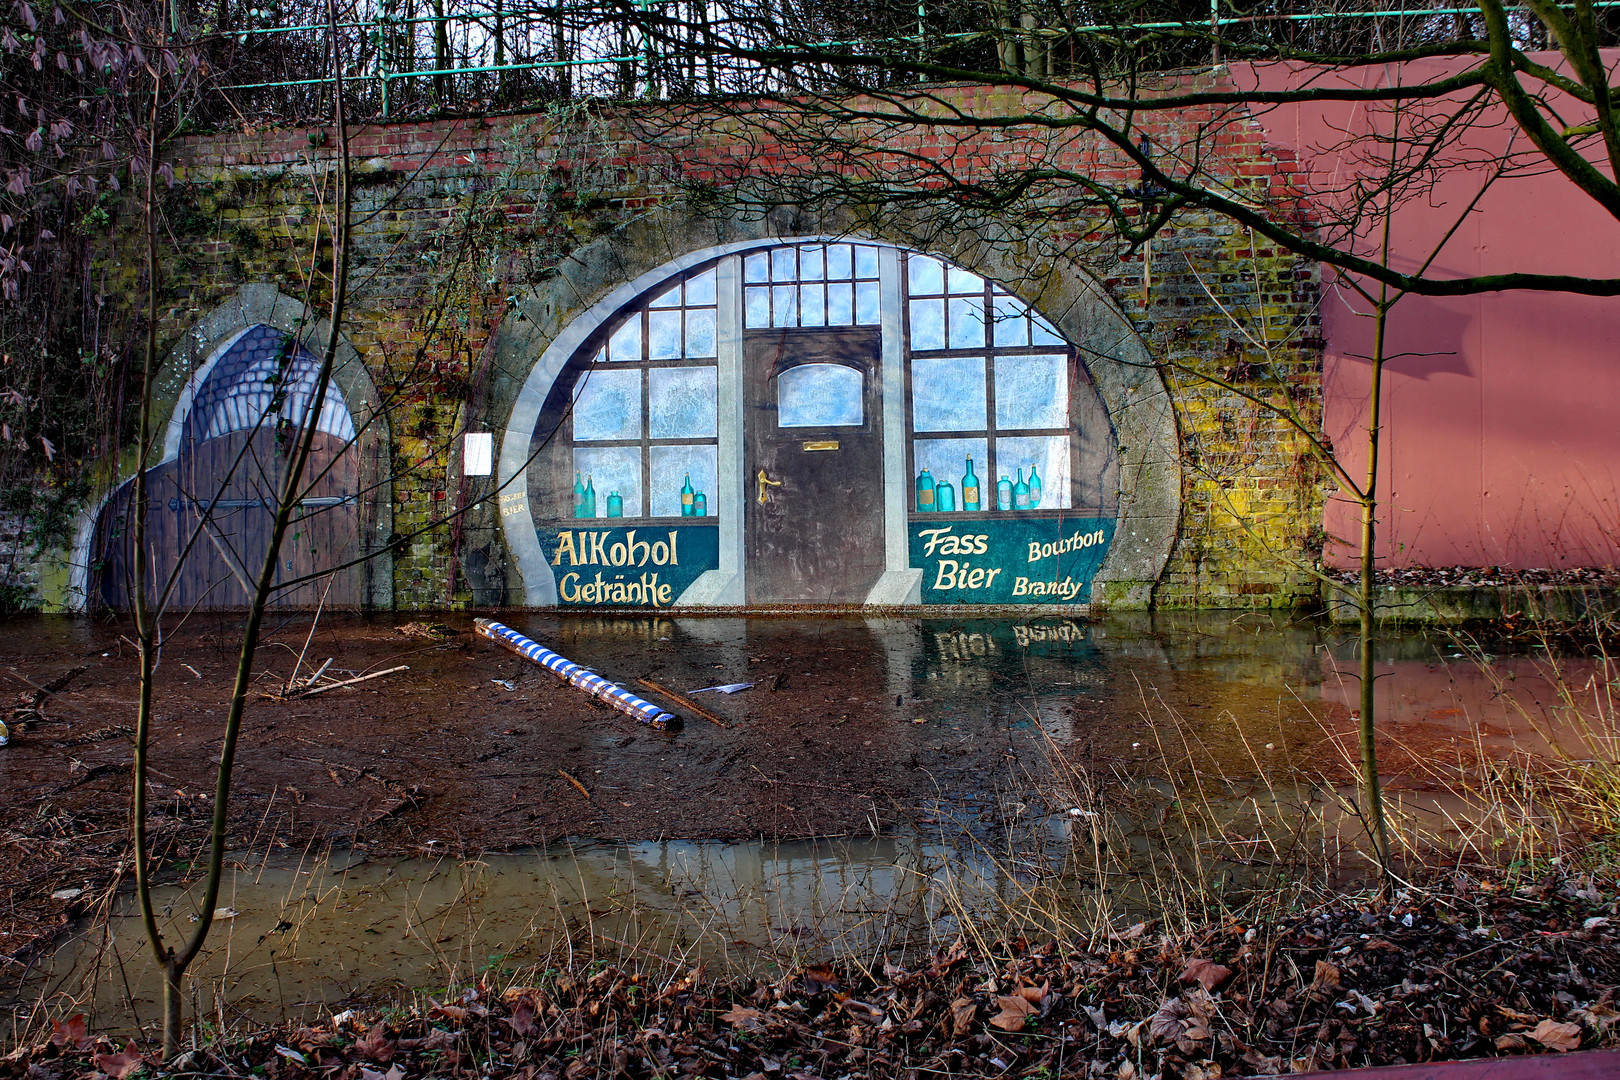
[528,241,1119,607]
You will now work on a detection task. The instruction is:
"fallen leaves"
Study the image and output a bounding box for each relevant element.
[989,994,1036,1032]
[91,1042,145,1079]
[1529,1019,1583,1052]
[1180,958,1233,992]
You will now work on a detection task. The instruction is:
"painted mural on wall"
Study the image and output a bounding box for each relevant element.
[524,240,1119,607]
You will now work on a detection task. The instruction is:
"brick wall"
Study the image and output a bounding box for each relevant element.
[81,79,1325,610]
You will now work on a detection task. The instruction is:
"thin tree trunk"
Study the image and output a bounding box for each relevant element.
[1359,293,1392,884]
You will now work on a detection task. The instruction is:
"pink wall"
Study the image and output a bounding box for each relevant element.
[1234,56,1620,569]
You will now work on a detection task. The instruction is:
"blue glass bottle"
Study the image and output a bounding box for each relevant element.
[606,490,624,518]
[996,474,1013,511]
[1028,464,1043,508]
[961,458,980,511]
[583,475,597,518]
[1013,468,1030,510]
[693,491,707,517]
[681,473,695,516]
[935,480,955,513]
[573,472,587,518]
[915,468,936,512]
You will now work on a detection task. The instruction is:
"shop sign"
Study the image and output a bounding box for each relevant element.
[540,524,719,607]
[909,519,1115,604]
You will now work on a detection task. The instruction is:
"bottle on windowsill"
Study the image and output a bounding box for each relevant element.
[915,468,936,512]
[573,471,587,518]
[996,474,1013,511]
[606,490,624,518]
[693,491,707,517]
[681,473,695,516]
[1013,468,1030,510]
[962,457,980,511]
[583,475,597,518]
[1028,464,1043,508]
[935,480,955,513]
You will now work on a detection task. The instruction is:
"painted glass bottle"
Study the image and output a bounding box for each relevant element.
[573,472,587,518]
[996,474,1013,511]
[583,475,597,518]
[693,491,707,517]
[681,474,695,516]
[915,468,936,512]
[1028,464,1043,508]
[606,490,624,518]
[962,458,980,511]
[935,480,956,513]
[1013,468,1031,510]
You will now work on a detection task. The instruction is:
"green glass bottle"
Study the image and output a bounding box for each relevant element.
[693,491,707,517]
[962,457,980,511]
[996,475,1013,510]
[915,468,936,512]
[1013,468,1030,510]
[583,475,597,518]
[935,480,956,513]
[606,490,624,518]
[1028,464,1043,508]
[573,471,587,518]
[680,473,695,517]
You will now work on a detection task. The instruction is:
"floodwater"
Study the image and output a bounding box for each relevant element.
[4,611,1614,1040]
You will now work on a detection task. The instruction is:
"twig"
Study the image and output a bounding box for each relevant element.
[558,768,591,799]
[637,678,731,729]
[287,664,409,698]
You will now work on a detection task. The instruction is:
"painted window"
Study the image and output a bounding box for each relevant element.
[904,255,1073,511]
[570,267,719,519]
[777,363,864,427]
[743,243,881,329]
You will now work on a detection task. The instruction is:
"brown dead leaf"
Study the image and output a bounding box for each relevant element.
[1180,959,1233,993]
[354,1023,396,1063]
[990,994,1036,1032]
[720,1005,768,1032]
[359,1067,405,1080]
[509,995,539,1037]
[50,1013,94,1052]
[843,999,886,1026]
[93,1042,145,1080]
[1529,1019,1582,1052]
[1015,982,1048,1006]
[1184,1062,1223,1080]
[1148,998,1190,1045]
[927,938,969,977]
[802,964,839,993]
[1176,1021,1213,1055]
[429,1002,469,1022]
[949,997,977,1037]
[1310,961,1341,992]
[1495,1034,1530,1051]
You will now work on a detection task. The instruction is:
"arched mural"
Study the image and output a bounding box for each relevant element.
[85,286,391,612]
[500,236,1145,609]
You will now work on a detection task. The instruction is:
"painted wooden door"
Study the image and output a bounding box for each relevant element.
[743,327,886,604]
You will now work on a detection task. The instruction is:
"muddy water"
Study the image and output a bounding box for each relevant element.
[6,612,1614,1040]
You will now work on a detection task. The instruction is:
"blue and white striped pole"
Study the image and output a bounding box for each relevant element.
[474,618,681,731]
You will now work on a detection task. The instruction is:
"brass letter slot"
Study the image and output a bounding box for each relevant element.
[801,440,840,451]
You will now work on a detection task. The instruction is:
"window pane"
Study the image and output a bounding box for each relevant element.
[947,265,982,294]
[649,284,681,308]
[995,435,1070,509]
[649,366,718,439]
[573,446,642,518]
[745,286,770,328]
[1031,312,1064,345]
[826,243,853,279]
[771,247,796,280]
[744,252,769,283]
[854,245,880,278]
[573,368,642,440]
[992,294,1030,347]
[772,284,798,326]
[800,246,825,280]
[909,298,945,351]
[908,255,944,294]
[648,309,683,360]
[913,437,989,507]
[800,283,826,327]
[685,268,717,306]
[912,355,986,431]
[949,295,986,349]
[608,318,641,361]
[856,280,880,325]
[995,354,1069,429]
[685,308,717,357]
[826,282,854,325]
[778,363,864,427]
[650,444,718,518]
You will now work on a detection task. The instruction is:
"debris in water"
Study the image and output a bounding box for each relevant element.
[559,769,591,799]
[50,887,83,901]
[292,665,410,699]
[690,682,754,695]
[492,678,516,691]
[474,619,680,731]
[637,678,731,729]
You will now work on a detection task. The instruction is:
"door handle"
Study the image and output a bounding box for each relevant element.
[757,469,783,504]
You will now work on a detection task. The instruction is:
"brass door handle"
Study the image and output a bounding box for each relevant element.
[757,469,783,504]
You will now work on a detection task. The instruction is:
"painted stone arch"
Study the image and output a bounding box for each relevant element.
[494,222,1178,609]
[78,285,393,611]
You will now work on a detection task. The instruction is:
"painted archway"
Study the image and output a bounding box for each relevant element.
[494,224,1177,609]
[75,285,393,611]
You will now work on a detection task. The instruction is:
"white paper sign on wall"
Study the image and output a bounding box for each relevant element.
[464,432,493,476]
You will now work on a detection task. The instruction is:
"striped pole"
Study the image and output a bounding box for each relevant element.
[474,618,681,731]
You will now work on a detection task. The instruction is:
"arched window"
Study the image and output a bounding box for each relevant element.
[185,324,355,446]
